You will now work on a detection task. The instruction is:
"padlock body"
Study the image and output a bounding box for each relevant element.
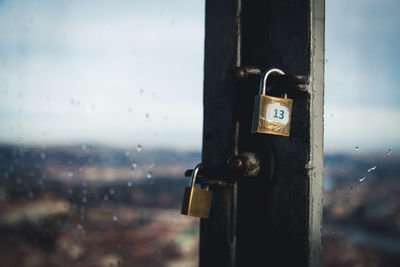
[181,187,212,219]
[251,95,293,136]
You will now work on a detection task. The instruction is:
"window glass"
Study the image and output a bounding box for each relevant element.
[324,0,400,266]
[0,1,204,266]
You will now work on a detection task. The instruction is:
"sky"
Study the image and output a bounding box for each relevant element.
[0,0,399,152]
[0,0,205,150]
[324,0,400,152]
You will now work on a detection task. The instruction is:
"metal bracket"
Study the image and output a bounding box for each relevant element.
[184,153,260,186]
[233,66,310,93]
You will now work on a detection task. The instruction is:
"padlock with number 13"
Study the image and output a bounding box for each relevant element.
[251,68,293,136]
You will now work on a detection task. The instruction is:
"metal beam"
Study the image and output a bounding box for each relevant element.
[201,0,239,266]
[201,0,324,266]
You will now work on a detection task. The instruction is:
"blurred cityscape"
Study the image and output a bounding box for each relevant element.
[0,144,399,266]
[323,151,400,267]
[0,145,200,267]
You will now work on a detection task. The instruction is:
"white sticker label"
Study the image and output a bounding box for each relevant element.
[265,103,290,126]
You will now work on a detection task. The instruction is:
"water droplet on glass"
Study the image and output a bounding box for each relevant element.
[70,98,75,105]
[68,188,73,194]
[359,176,366,182]
[82,197,87,203]
[331,229,335,234]
[77,224,83,230]
[127,181,132,187]
[68,171,74,177]
[136,145,142,152]
[28,191,34,198]
[355,146,359,151]
[350,186,353,193]
[128,108,132,113]
[113,215,118,221]
[16,177,22,184]
[131,161,138,170]
[325,59,328,63]
[82,189,87,195]
[139,89,144,95]
[104,195,109,201]
[386,149,392,155]
[146,172,152,179]
[145,113,150,119]
[40,153,46,160]
[367,165,377,173]
[125,151,130,157]
[109,188,115,195]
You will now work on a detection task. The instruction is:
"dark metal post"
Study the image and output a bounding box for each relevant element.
[201,0,324,266]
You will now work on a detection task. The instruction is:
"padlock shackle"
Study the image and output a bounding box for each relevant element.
[259,68,285,95]
[190,163,202,187]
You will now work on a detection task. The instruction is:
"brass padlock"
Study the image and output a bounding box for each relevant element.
[251,68,293,136]
[181,164,212,219]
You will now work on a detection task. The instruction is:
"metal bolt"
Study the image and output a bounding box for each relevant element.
[233,66,262,81]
